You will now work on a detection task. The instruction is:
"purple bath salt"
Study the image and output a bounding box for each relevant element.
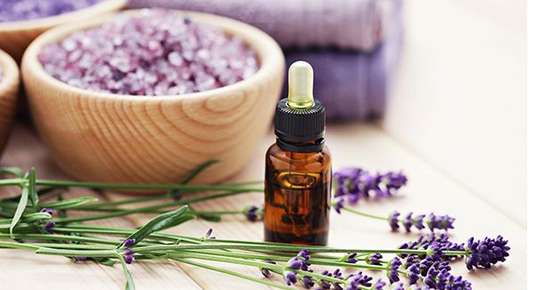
[39,10,259,96]
[0,0,101,23]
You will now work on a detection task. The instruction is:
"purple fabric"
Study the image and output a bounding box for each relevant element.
[285,0,403,120]
[285,33,402,120]
[127,0,382,51]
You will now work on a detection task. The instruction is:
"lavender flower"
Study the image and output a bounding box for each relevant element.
[333,196,345,214]
[288,257,304,270]
[260,259,276,278]
[40,208,55,216]
[407,264,421,284]
[390,282,405,290]
[260,268,272,278]
[43,221,55,233]
[374,279,387,290]
[465,235,510,270]
[302,276,314,289]
[387,257,402,283]
[283,271,297,286]
[298,249,311,261]
[390,211,455,233]
[243,205,263,222]
[389,211,400,231]
[123,238,135,248]
[123,248,135,264]
[345,253,358,264]
[367,253,383,265]
[426,213,455,232]
[334,168,407,204]
[204,228,215,240]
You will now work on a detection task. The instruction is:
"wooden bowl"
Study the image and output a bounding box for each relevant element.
[0,0,126,62]
[22,10,285,185]
[0,49,19,156]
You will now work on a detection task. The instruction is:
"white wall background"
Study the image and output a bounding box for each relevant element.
[384,0,526,225]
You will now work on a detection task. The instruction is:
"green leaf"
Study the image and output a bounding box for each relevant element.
[119,256,135,290]
[26,168,38,207]
[96,257,117,267]
[40,196,98,209]
[118,206,194,248]
[196,213,222,222]
[0,167,24,177]
[9,186,29,238]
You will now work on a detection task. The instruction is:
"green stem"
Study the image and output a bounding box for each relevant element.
[175,258,293,290]
[335,204,388,221]
[0,178,263,193]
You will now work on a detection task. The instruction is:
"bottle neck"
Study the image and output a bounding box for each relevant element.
[276,136,325,153]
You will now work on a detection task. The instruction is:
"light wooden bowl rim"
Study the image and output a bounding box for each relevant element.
[0,49,19,95]
[0,0,127,32]
[22,9,284,103]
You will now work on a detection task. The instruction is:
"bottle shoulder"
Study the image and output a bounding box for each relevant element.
[266,143,331,169]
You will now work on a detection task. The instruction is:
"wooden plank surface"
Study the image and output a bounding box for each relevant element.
[0,123,525,289]
[384,0,526,225]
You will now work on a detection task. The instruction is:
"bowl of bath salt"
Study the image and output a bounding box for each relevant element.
[0,49,19,156]
[22,9,284,186]
[0,0,126,61]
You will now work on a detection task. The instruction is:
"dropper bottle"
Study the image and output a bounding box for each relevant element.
[264,61,332,245]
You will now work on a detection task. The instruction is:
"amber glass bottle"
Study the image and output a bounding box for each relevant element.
[264,61,332,245]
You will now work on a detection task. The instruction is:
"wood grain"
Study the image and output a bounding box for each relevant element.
[0,49,19,157]
[21,10,285,185]
[0,0,126,62]
[0,123,525,289]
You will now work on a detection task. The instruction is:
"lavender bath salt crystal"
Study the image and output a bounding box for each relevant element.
[39,10,259,96]
[0,0,100,23]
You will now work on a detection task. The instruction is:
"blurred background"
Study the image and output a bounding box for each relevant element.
[128,0,526,225]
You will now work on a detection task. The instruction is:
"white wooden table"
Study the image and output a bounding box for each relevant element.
[0,123,525,289]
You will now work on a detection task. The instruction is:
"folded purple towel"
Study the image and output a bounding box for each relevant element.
[128,0,382,51]
[284,0,403,120]
[285,35,402,120]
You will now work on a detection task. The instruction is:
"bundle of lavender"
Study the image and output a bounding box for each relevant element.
[0,164,509,290]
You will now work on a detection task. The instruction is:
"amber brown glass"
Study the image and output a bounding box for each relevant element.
[264,143,332,245]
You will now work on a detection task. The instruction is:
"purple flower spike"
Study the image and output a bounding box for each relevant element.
[333,197,345,214]
[389,211,400,231]
[124,254,135,264]
[283,271,297,286]
[367,253,383,265]
[303,276,314,289]
[333,168,407,204]
[298,249,311,261]
[387,257,402,283]
[244,205,263,222]
[374,279,386,290]
[465,235,510,270]
[123,248,135,264]
[407,264,420,284]
[288,257,304,270]
[43,221,55,233]
[383,171,408,191]
[427,213,455,232]
[345,253,358,264]
[390,211,455,233]
[123,238,135,248]
[40,208,55,216]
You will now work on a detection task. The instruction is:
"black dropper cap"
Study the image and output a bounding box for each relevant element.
[274,61,326,152]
